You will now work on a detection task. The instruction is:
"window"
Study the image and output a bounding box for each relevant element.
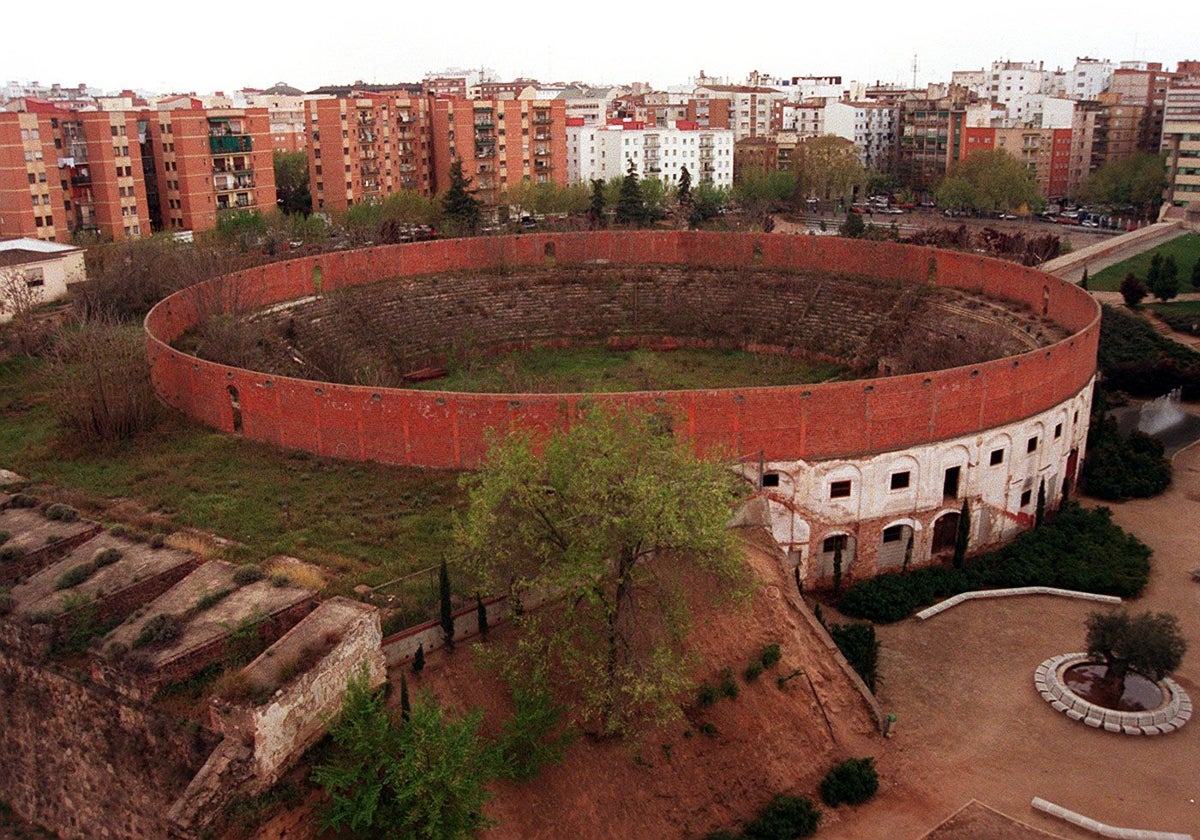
[1020,489,1032,507]
[989,448,1005,466]
[761,472,780,488]
[943,466,961,498]
[830,480,852,499]
[1054,423,1063,439]
[882,525,904,543]
[890,471,911,490]
[1027,436,1038,453]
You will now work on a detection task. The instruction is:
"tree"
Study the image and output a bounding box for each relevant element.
[439,560,455,652]
[1035,479,1046,527]
[1085,609,1186,698]
[1078,152,1166,219]
[677,165,692,208]
[476,593,489,640]
[615,160,648,227]
[1079,266,1089,290]
[839,211,865,239]
[588,179,606,228]
[457,407,745,736]
[312,670,494,839]
[792,135,866,206]
[412,642,425,673]
[1149,254,1180,301]
[273,150,311,215]
[1191,258,1200,290]
[952,500,970,569]
[0,267,45,354]
[938,150,1044,215]
[1119,272,1148,308]
[442,159,481,235]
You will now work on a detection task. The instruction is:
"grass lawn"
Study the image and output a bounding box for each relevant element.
[1147,300,1200,336]
[1088,233,1200,292]
[0,353,463,594]
[414,345,847,393]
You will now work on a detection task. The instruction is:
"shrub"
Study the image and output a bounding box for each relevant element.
[232,565,266,586]
[820,757,879,807]
[148,533,166,549]
[108,524,132,538]
[744,660,765,682]
[10,493,38,508]
[839,502,1151,622]
[270,572,292,587]
[0,530,9,545]
[0,594,14,615]
[54,564,94,591]
[1081,417,1171,500]
[828,623,880,692]
[697,680,719,707]
[134,613,182,648]
[496,682,573,780]
[0,544,27,564]
[92,547,122,567]
[45,503,80,523]
[760,643,782,668]
[719,667,739,699]
[412,642,425,673]
[195,588,234,611]
[699,721,718,737]
[743,794,821,839]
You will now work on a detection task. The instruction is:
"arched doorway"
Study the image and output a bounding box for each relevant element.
[931,511,960,556]
[878,523,915,571]
[817,533,856,582]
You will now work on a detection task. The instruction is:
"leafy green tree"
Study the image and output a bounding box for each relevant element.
[641,176,669,221]
[588,179,606,228]
[1120,272,1148,308]
[939,150,1043,215]
[952,500,970,569]
[733,168,796,216]
[457,407,745,736]
[1147,253,1180,301]
[214,209,267,250]
[1086,609,1187,696]
[273,151,311,215]
[690,182,728,225]
[495,675,573,780]
[312,671,494,840]
[1078,152,1166,219]
[677,165,692,207]
[442,159,482,235]
[615,160,648,226]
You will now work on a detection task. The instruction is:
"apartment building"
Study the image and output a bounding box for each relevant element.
[0,106,149,242]
[305,93,431,214]
[568,120,734,188]
[430,98,567,207]
[895,92,969,189]
[141,107,275,233]
[694,84,784,141]
[1161,85,1200,219]
[824,101,899,171]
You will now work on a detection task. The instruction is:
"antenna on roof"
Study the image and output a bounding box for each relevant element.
[912,54,918,89]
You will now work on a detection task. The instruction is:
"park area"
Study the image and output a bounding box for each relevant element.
[1087,232,1200,292]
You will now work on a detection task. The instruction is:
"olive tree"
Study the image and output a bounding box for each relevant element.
[457,407,746,736]
[1086,608,1186,695]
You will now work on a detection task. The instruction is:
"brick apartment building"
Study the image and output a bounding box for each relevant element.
[305,92,431,215]
[430,98,567,208]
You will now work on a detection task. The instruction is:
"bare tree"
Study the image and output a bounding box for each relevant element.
[0,267,48,354]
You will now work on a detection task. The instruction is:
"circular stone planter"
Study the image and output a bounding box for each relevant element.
[1035,653,1192,735]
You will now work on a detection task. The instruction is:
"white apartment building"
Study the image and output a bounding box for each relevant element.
[989,61,1050,108]
[1069,57,1114,101]
[694,84,785,141]
[823,101,899,171]
[567,122,734,188]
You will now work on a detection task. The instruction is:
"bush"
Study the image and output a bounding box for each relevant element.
[1098,305,1200,399]
[92,547,122,567]
[828,623,880,692]
[10,493,38,508]
[496,682,573,780]
[760,643,782,668]
[149,533,166,549]
[697,680,719,707]
[54,564,94,591]
[270,572,292,587]
[0,530,9,545]
[134,613,182,648]
[232,565,266,586]
[195,588,234,611]
[743,794,821,839]
[744,660,765,682]
[45,503,79,522]
[820,757,879,807]
[839,502,1151,623]
[719,667,739,699]
[0,544,27,564]
[1081,416,1171,500]
[0,594,14,615]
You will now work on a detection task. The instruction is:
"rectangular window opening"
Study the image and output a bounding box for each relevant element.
[890,471,911,490]
[990,448,1005,466]
[830,480,852,499]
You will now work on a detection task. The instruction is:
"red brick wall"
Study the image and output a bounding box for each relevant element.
[146,233,1100,469]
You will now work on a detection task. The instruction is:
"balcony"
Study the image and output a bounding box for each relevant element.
[209,135,252,154]
[534,131,551,141]
[475,142,496,159]
[532,113,552,125]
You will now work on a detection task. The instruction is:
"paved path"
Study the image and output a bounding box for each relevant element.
[1042,223,1190,285]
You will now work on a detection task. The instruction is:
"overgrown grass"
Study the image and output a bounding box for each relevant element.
[0,354,463,593]
[1088,233,1200,292]
[414,345,847,393]
[1147,300,1200,336]
[1097,305,1200,399]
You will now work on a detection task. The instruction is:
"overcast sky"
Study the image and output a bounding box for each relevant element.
[5,2,1197,95]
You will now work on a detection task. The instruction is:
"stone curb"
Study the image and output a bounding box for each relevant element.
[1034,653,1192,736]
[916,587,1121,620]
[1031,797,1194,840]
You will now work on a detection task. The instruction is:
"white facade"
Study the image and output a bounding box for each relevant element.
[755,382,1092,585]
[1070,58,1114,101]
[0,238,86,323]
[695,85,785,141]
[824,102,898,170]
[1041,97,1076,130]
[990,61,1050,108]
[567,124,734,188]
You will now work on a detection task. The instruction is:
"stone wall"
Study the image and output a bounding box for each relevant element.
[0,649,219,840]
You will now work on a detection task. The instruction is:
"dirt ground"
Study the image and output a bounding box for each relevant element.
[817,410,1200,840]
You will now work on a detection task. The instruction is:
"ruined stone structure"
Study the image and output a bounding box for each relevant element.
[145,232,1099,588]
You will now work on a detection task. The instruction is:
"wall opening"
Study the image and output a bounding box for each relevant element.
[544,241,556,265]
[817,533,856,579]
[878,524,914,570]
[942,465,961,499]
[931,512,960,554]
[312,265,323,295]
[227,385,242,434]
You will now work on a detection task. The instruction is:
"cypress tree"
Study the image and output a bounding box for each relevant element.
[439,560,455,652]
[412,642,425,673]
[1035,479,1047,527]
[615,160,647,226]
[1079,266,1089,290]
[442,159,481,235]
[589,178,606,228]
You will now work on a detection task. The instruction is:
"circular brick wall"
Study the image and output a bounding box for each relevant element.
[145,232,1100,469]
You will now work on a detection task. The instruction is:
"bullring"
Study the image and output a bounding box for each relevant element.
[145,231,1099,588]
